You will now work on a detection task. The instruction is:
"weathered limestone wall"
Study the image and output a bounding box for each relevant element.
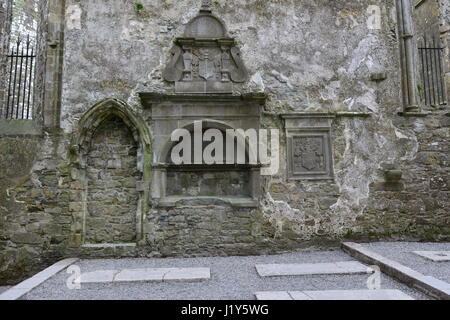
[85,116,140,243]
[0,0,12,117]
[0,0,448,284]
[438,0,450,100]
[9,0,39,43]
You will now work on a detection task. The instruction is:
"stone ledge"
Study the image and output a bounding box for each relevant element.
[0,119,42,136]
[397,112,430,117]
[82,243,137,249]
[280,112,373,119]
[157,196,258,208]
[342,242,450,300]
[139,92,267,106]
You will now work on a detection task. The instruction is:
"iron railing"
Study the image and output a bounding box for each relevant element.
[418,36,447,106]
[3,35,35,119]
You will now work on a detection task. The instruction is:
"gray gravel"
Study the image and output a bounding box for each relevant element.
[23,249,429,300]
[361,242,450,283]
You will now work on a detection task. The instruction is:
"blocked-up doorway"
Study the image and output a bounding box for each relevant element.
[85,115,141,243]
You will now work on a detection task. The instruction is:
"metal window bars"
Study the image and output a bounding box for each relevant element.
[418,35,448,106]
[3,35,35,119]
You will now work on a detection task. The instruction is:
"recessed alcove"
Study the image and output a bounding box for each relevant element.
[139,93,265,207]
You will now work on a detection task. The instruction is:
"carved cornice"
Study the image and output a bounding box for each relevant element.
[139,92,267,107]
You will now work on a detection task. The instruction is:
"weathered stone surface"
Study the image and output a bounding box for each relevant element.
[255,261,370,277]
[85,116,140,244]
[79,270,117,284]
[413,251,450,262]
[83,267,211,283]
[297,290,414,300]
[114,268,169,283]
[255,290,414,300]
[0,0,449,285]
[255,291,295,300]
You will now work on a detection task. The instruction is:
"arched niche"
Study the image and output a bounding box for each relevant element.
[152,119,260,206]
[69,99,152,247]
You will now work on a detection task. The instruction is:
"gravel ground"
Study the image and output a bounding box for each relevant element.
[361,242,450,283]
[23,249,429,300]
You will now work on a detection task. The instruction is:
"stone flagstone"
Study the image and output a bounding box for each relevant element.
[79,267,211,283]
[413,251,450,262]
[255,290,414,300]
[255,261,371,277]
[163,268,211,282]
[79,270,118,283]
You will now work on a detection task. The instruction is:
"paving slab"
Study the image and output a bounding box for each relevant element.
[163,268,211,282]
[79,270,118,283]
[255,290,413,300]
[255,261,371,277]
[81,267,211,283]
[114,268,170,282]
[254,291,294,300]
[301,289,414,300]
[413,251,450,262]
[287,291,313,300]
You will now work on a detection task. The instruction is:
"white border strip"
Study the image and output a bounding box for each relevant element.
[0,258,79,300]
[342,242,450,300]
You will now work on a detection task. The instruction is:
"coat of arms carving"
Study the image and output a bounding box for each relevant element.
[162,4,248,93]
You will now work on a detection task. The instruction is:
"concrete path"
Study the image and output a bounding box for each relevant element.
[255,289,414,300]
[255,261,371,277]
[80,268,211,284]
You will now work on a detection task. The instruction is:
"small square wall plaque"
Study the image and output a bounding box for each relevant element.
[282,113,335,181]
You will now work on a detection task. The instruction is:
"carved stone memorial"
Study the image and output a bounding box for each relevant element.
[163,2,248,93]
[282,114,334,180]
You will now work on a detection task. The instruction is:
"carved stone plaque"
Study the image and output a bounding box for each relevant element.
[162,4,248,93]
[292,136,326,174]
[283,114,335,180]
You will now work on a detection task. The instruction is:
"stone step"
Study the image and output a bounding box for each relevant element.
[255,290,414,300]
[79,267,211,284]
[255,261,372,277]
[413,251,450,262]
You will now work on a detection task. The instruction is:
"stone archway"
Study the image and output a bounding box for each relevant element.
[69,99,152,247]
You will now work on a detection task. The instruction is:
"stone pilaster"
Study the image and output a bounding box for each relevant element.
[439,0,450,104]
[396,0,420,112]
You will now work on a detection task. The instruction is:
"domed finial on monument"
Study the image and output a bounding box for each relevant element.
[201,0,212,12]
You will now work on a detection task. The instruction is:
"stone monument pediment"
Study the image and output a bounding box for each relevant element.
[162,2,248,94]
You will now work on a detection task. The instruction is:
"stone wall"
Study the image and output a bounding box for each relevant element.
[0,0,448,285]
[0,0,12,117]
[166,170,251,197]
[85,116,140,244]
